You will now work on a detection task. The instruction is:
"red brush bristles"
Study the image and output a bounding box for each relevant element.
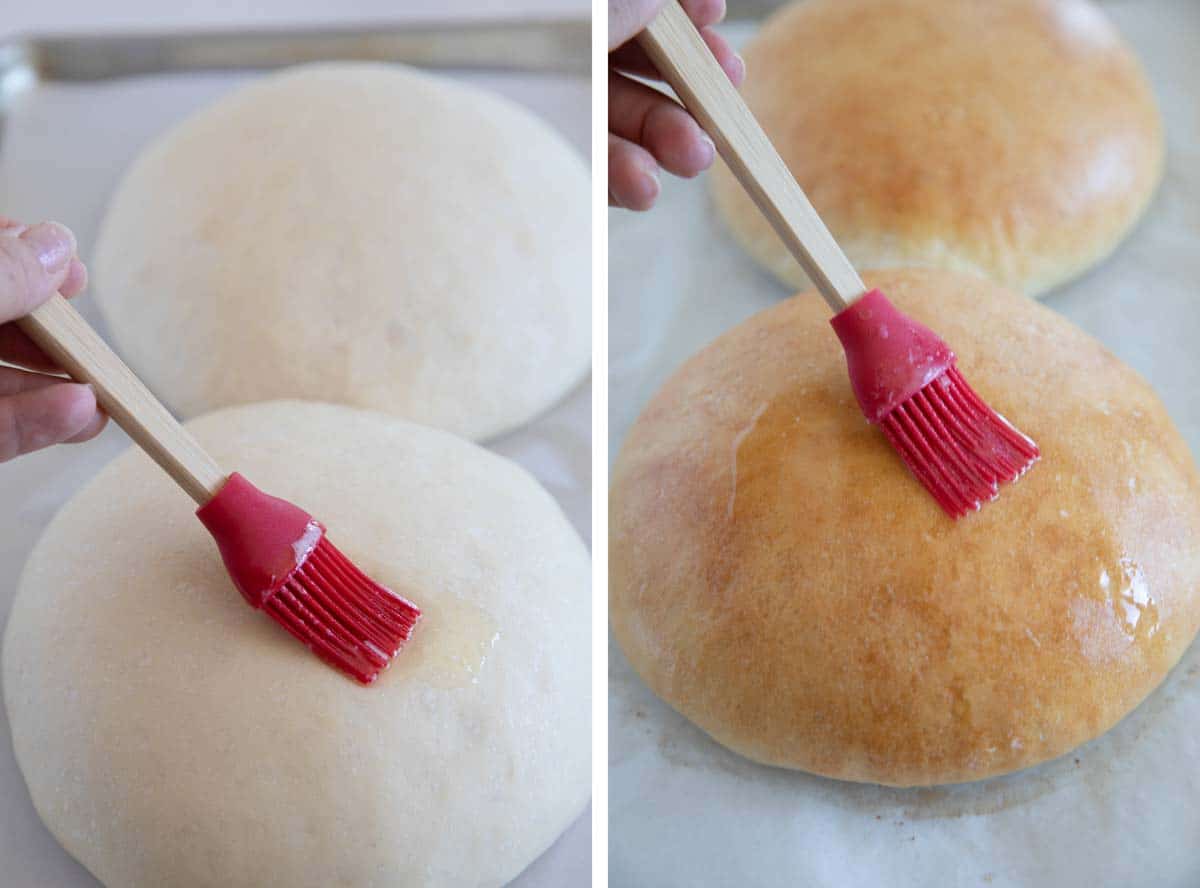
[831,289,1039,518]
[880,367,1039,518]
[196,473,421,684]
[264,538,420,684]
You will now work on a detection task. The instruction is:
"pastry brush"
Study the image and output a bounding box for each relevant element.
[637,2,1039,517]
[17,295,420,683]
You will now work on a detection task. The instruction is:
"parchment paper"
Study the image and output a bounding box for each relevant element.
[609,4,1200,886]
[0,63,590,888]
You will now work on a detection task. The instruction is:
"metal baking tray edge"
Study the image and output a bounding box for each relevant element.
[0,17,589,133]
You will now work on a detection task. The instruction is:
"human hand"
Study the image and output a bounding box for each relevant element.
[0,219,105,461]
[609,0,745,210]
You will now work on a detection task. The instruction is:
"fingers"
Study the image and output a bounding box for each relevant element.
[0,221,89,370]
[609,135,661,210]
[698,26,745,86]
[607,1,744,212]
[0,222,78,323]
[682,0,727,28]
[0,223,105,459]
[64,399,108,443]
[0,364,68,397]
[610,0,728,50]
[0,377,105,462]
[0,326,62,371]
[610,72,716,181]
[0,220,88,298]
[610,26,745,86]
[60,257,88,298]
[0,260,90,370]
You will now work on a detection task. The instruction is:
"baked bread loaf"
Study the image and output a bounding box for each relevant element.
[610,268,1200,786]
[4,401,590,887]
[710,0,1164,297]
[93,63,590,441]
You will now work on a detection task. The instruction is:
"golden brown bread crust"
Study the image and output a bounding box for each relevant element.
[710,0,1164,297]
[609,268,1200,786]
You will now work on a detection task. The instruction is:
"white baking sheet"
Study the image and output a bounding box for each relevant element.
[0,55,591,888]
[609,3,1200,887]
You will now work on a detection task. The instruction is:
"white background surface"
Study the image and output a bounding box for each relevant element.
[0,3,591,888]
[609,3,1200,887]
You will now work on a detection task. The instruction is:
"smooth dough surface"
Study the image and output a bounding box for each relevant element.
[609,268,1200,787]
[4,401,590,887]
[710,0,1164,297]
[92,63,590,441]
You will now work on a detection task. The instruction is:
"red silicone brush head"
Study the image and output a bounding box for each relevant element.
[195,473,420,683]
[831,290,1039,517]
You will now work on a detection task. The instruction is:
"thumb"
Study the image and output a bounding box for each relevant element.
[0,222,76,324]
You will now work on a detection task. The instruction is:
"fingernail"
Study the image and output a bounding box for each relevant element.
[732,53,746,83]
[21,222,76,275]
[68,382,97,407]
[699,134,717,168]
[644,167,661,203]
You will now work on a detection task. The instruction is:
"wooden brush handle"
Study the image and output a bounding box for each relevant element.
[18,294,226,505]
[637,1,865,312]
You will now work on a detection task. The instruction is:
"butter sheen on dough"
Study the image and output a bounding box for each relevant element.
[4,401,590,887]
[610,268,1200,787]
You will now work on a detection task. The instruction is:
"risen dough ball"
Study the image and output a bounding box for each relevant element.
[4,401,590,887]
[610,268,1200,787]
[710,0,1164,296]
[93,63,590,441]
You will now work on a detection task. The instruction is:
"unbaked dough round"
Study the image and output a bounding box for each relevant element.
[610,267,1200,787]
[92,63,590,441]
[710,0,1164,297]
[4,400,590,887]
